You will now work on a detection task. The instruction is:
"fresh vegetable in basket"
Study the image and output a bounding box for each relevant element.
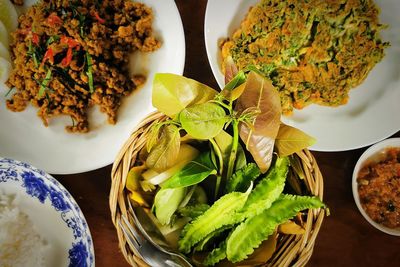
[125,62,325,266]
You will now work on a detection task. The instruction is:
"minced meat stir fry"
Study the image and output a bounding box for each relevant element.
[221,0,389,114]
[6,0,160,132]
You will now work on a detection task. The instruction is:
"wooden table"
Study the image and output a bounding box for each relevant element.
[55,1,400,266]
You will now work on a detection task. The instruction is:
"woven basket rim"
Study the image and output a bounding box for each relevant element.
[110,111,325,267]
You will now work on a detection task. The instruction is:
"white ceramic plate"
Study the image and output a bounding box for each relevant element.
[352,138,400,236]
[0,157,95,265]
[205,0,400,151]
[0,0,185,174]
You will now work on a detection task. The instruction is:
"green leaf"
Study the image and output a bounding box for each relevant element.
[179,102,227,140]
[221,56,246,101]
[204,240,228,266]
[225,163,261,193]
[224,70,246,91]
[178,204,210,219]
[152,73,217,118]
[195,226,230,252]
[146,124,180,172]
[161,151,217,189]
[275,123,316,157]
[235,71,281,173]
[178,188,251,253]
[146,123,163,153]
[189,186,208,205]
[213,130,247,177]
[226,194,325,263]
[153,187,187,225]
[241,157,289,218]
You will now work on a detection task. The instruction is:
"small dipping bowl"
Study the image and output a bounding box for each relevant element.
[352,137,400,236]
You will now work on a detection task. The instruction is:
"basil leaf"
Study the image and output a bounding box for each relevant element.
[161,151,217,189]
[146,124,180,172]
[179,102,227,140]
[152,73,217,118]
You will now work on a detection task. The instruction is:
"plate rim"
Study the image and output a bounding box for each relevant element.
[0,157,96,265]
[0,0,185,174]
[204,0,400,152]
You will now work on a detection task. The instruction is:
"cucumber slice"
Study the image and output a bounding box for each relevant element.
[0,56,11,84]
[0,0,18,32]
[0,20,8,47]
[0,42,10,61]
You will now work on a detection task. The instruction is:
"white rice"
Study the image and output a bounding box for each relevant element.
[0,193,49,267]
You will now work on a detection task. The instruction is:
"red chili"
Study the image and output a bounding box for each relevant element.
[94,11,106,24]
[32,32,40,45]
[42,47,54,65]
[61,47,73,67]
[60,36,80,49]
[47,12,63,26]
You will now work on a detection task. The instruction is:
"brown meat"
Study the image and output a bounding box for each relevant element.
[5,0,161,133]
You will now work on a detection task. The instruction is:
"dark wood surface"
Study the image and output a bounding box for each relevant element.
[55,1,400,266]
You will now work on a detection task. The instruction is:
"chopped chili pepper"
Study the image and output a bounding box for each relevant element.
[60,36,80,49]
[61,47,73,67]
[47,12,63,26]
[32,32,40,45]
[41,47,54,66]
[93,11,105,24]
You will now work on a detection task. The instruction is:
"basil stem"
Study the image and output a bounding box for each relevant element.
[38,69,52,97]
[85,52,94,93]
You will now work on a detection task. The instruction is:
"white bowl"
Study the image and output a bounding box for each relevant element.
[352,137,400,236]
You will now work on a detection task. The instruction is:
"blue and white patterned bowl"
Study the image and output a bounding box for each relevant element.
[0,158,95,266]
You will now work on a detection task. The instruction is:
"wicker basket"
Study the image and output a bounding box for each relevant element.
[110,111,325,267]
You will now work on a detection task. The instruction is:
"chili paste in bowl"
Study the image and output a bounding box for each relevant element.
[352,138,400,236]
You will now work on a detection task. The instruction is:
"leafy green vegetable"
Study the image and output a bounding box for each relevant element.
[195,226,230,252]
[178,187,251,253]
[161,151,217,189]
[204,240,228,266]
[85,52,94,93]
[235,71,281,173]
[189,186,208,205]
[178,203,210,219]
[179,102,227,140]
[153,187,186,225]
[275,123,316,156]
[225,163,261,193]
[152,73,217,118]
[213,130,247,176]
[226,194,325,263]
[146,124,181,172]
[38,69,52,98]
[223,71,246,93]
[221,57,247,101]
[242,157,289,217]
